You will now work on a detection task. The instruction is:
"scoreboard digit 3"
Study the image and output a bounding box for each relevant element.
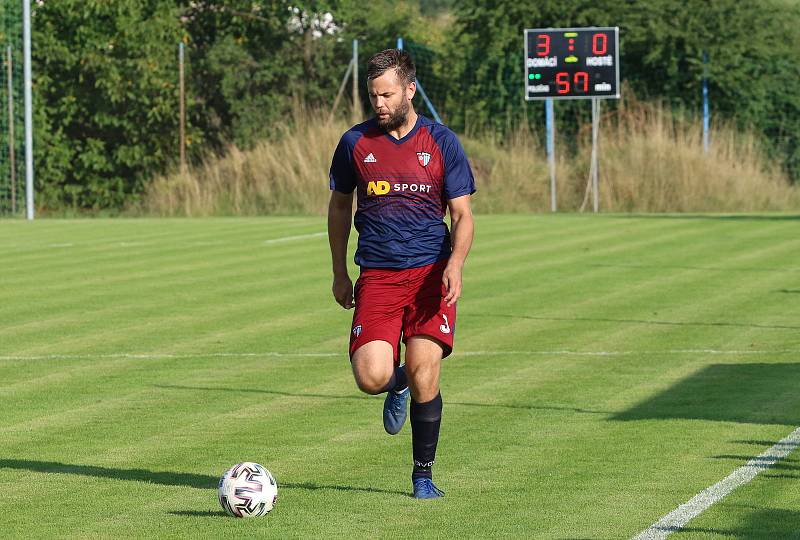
[524,27,619,100]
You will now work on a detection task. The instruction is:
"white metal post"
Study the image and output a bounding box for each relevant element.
[7,46,16,215]
[23,0,34,220]
[591,98,600,213]
[545,99,556,212]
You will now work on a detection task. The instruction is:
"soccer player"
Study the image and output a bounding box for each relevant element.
[327,49,475,499]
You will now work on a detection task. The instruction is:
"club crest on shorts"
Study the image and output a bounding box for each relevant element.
[416,152,431,167]
[352,324,362,338]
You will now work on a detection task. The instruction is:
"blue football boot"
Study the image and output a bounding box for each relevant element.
[383,386,410,435]
[412,477,445,499]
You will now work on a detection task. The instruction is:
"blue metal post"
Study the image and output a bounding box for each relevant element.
[397,36,443,124]
[415,82,443,124]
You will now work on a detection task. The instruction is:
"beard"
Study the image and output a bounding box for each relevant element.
[376,94,410,131]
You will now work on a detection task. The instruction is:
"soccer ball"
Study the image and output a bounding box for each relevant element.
[218,462,278,518]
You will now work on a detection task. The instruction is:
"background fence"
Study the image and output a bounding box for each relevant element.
[2,1,798,215]
[0,1,25,216]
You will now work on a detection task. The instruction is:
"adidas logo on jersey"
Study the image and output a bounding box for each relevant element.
[363,153,377,163]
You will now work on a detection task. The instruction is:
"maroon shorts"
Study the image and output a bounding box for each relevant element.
[349,258,456,365]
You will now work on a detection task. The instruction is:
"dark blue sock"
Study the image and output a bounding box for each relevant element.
[382,364,408,393]
[411,392,442,481]
[392,364,408,392]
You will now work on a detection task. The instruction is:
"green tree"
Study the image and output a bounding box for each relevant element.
[181,0,431,150]
[180,1,341,149]
[33,0,185,209]
[30,0,435,210]
[444,0,800,179]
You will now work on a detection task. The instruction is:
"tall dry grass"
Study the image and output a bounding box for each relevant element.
[138,109,343,216]
[467,98,800,213]
[593,99,799,212]
[137,102,800,216]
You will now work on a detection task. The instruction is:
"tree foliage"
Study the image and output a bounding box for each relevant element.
[442,0,800,178]
[30,0,434,209]
[33,0,184,209]
[25,0,800,210]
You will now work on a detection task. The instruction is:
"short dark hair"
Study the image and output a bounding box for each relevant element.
[366,49,416,86]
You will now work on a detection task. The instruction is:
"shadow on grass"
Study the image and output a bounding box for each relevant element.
[673,507,800,537]
[613,363,800,425]
[0,459,407,495]
[711,455,800,472]
[465,313,800,331]
[169,510,227,518]
[154,384,608,415]
[762,473,800,479]
[732,440,796,447]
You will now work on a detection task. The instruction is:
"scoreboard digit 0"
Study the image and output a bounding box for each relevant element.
[524,27,619,100]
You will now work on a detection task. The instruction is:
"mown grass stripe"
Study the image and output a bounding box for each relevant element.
[2,215,799,538]
[632,427,800,539]
[1,223,329,284]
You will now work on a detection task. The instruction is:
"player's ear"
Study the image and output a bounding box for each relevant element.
[407,80,417,101]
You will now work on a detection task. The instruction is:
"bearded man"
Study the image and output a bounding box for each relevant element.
[327,48,475,499]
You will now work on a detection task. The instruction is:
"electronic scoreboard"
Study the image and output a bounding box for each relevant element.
[524,27,619,100]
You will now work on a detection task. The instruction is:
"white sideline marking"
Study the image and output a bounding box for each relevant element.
[263,232,326,244]
[16,231,324,251]
[458,349,800,357]
[632,427,800,539]
[0,352,340,361]
[0,349,797,362]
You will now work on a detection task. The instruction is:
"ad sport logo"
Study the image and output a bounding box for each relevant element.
[363,153,377,163]
[416,152,431,167]
[352,325,362,337]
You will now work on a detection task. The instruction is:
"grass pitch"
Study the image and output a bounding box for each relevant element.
[1,214,799,538]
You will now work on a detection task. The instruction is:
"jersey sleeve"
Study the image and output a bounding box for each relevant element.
[441,131,476,199]
[329,133,357,193]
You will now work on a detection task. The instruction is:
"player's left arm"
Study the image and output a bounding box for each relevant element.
[443,194,474,307]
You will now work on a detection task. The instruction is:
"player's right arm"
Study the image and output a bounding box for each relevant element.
[328,190,355,309]
[328,130,359,310]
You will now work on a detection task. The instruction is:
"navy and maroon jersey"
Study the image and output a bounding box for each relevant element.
[329,114,476,269]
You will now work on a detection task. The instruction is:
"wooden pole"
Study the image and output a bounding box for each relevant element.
[351,39,359,121]
[329,59,354,124]
[179,42,186,173]
[7,46,16,214]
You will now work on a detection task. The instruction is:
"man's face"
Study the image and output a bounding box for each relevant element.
[367,69,415,131]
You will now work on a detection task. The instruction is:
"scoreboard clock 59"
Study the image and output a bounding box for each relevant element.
[524,27,619,100]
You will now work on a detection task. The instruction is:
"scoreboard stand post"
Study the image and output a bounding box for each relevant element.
[524,27,619,212]
[545,98,556,213]
[591,97,600,213]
